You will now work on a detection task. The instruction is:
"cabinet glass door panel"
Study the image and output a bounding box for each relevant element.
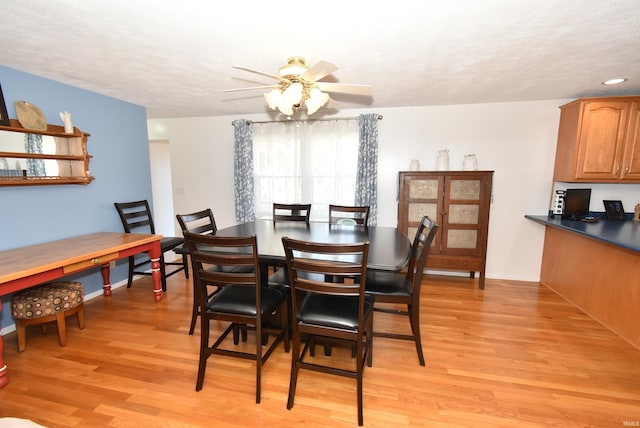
[448,204,479,224]
[447,229,478,250]
[408,202,438,223]
[408,179,439,199]
[449,179,481,200]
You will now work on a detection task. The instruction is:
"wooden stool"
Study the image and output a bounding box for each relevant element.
[11,281,85,352]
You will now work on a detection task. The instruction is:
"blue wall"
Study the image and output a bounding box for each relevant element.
[0,65,154,331]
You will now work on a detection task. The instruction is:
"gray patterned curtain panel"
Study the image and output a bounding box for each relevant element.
[355,113,380,225]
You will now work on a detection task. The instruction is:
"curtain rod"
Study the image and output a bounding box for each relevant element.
[232,114,383,125]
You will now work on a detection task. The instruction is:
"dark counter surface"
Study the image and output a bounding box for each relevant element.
[525,214,640,253]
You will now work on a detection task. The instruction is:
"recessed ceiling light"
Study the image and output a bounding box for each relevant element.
[602,78,628,85]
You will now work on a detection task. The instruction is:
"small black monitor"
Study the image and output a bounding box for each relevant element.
[562,188,591,219]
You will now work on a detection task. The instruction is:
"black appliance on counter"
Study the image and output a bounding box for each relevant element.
[562,188,591,220]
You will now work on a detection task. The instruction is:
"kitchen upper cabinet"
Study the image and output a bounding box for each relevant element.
[397,171,493,289]
[553,96,640,182]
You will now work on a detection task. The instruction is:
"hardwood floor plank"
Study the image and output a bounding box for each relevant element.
[1,274,639,427]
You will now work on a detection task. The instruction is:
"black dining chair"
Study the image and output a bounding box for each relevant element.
[176,208,217,335]
[114,200,187,292]
[176,208,217,237]
[268,203,312,284]
[282,237,373,426]
[329,204,370,226]
[272,203,311,224]
[177,208,255,335]
[184,232,289,403]
[364,215,438,366]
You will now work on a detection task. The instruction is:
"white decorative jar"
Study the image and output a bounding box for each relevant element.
[463,154,478,171]
[409,159,420,171]
[436,149,449,171]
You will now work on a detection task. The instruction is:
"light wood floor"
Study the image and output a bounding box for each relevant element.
[1,273,639,427]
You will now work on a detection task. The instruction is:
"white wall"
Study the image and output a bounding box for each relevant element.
[148,99,640,283]
[149,139,175,236]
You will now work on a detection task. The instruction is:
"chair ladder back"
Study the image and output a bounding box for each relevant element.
[273,203,312,224]
[409,216,439,290]
[329,204,370,226]
[176,208,217,236]
[282,237,369,301]
[185,232,260,287]
[114,200,156,234]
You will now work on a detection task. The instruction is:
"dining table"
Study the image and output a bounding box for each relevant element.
[214,220,412,280]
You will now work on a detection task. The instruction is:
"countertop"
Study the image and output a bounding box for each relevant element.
[525,214,640,253]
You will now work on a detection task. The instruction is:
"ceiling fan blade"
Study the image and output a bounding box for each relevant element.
[299,60,339,82]
[232,65,284,81]
[317,82,374,96]
[222,85,280,93]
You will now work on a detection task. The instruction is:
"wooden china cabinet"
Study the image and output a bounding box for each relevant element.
[553,96,640,182]
[397,171,493,289]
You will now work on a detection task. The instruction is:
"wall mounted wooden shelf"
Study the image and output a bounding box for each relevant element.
[0,119,93,186]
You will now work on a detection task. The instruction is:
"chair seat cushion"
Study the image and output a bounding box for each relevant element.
[365,270,412,297]
[299,294,374,330]
[206,285,285,316]
[161,236,185,251]
[11,281,84,320]
[267,268,289,288]
[172,244,188,255]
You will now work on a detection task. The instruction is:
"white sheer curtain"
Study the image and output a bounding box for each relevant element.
[252,119,359,222]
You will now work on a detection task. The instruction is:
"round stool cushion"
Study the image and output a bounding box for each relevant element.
[11,281,84,320]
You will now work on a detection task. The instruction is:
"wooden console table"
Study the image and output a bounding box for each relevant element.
[0,232,163,388]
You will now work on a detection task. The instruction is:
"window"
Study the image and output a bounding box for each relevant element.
[252,119,359,222]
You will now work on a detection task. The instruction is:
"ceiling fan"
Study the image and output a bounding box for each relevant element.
[223,56,374,115]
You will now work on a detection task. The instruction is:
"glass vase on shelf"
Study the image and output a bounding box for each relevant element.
[436,149,449,171]
[463,154,477,171]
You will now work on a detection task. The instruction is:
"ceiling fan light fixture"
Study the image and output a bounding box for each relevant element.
[305,87,330,115]
[264,89,282,110]
[282,82,303,105]
[277,102,294,116]
[278,56,309,78]
[264,82,306,116]
[232,56,370,116]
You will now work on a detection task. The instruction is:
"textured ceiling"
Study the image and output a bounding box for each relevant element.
[1,0,639,119]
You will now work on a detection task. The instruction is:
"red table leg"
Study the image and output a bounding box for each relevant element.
[100,264,112,296]
[149,241,163,302]
[0,302,8,388]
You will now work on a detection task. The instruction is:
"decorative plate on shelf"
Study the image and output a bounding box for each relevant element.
[15,101,47,131]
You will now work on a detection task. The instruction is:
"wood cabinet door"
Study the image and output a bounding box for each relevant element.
[441,174,485,257]
[401,173,443,252]
[620,101,640,180]
[575,101,629,180]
